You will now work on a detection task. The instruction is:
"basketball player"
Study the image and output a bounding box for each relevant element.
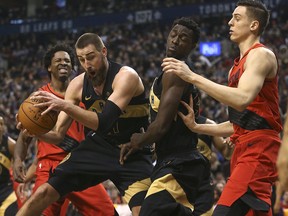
[162,0,282,215]
[13,43,115,216]
[119,16,214,216]
[0,115,18,215]
[16,34,153,216]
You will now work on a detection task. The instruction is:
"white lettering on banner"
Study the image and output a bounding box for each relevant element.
[62,20,73,29]
[33,21,58,32]
[135,10,152,24]
[20,25,31,34]
[199,3,236,15]
[199,0,280,16]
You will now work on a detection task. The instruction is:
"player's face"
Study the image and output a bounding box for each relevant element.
[166,24,194,60]
[49,51,72,82]
[228,6,253,43]
[76,44,107,86]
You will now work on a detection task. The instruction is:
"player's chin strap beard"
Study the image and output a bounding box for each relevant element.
[92,70,107,87]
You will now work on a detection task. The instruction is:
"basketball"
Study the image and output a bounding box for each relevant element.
[18,97,58,135]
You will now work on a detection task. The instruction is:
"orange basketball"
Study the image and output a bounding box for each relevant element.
[18,97,58,135]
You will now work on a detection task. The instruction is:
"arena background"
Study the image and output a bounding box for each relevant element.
[0,0,287,215]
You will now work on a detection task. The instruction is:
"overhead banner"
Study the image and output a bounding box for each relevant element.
[0,0,284,35]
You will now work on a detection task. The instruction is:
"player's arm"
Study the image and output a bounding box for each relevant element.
[36,110,73,144]
[162,48,277,111]
[8,136,16,156]
[24,157,37,183]
[13,132,35,183]
[61,67,141,132]
[132,71,186,147]
[204,118,234,159]
[178,96,234,137]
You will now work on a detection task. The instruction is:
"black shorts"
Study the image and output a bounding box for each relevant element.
[48,133,153,208]
[139,150,213,216]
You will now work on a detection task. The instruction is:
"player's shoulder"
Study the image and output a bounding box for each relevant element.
[249,45,276,60]
[70,73,85,85]
[116,66,140,82]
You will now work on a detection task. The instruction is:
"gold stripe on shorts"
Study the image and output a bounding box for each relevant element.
[145,173,194,211]
[123,178,151,204]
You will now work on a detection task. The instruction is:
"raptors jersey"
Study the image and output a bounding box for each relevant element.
[37,83,84,160]
[228,43,282,141]
[0,134,12,190]
[149,71,200,159]
[82,60,149,145]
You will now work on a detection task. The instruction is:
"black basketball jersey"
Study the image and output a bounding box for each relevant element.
[149,71,200,159]
[0,134,12,190]
[82,60,149,145]
[197,116,213,160]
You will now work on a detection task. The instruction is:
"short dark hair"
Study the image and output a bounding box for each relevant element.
[75,33,105,51]
[172,17,200,44]
[43,43,76,78]
[237,0,269,35]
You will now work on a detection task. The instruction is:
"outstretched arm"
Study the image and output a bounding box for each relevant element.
[162,47,277,111]
[204,118,234,160]
[178,95,234,137]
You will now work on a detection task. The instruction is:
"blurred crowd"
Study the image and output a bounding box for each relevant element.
[1,0,238,24]
[0,1,288,215]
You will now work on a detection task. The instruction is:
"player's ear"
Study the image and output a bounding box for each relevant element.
[250,20,259,32]
[101,47,107,57]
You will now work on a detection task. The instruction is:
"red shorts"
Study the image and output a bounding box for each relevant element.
[218,130,280,210]
[34,158,114,216]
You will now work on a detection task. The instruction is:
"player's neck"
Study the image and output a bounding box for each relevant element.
[93,83,105,96]
[50,80,69,96]
[238,37,260,59]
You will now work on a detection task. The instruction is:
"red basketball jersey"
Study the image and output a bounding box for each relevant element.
[228,43,282,141]
[37,83,85,161]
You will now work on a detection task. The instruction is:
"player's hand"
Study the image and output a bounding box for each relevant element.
[223,137,234,160]
[15,114,35,137]
[277,142,288,190]
[178,95,198,131]
[16,183,30,203]
[30,91,63,115]
[119,128,145,165]
[224,137,235,149]
[162,57,194,82]
[119,142,134,165]
[13,158,26,183]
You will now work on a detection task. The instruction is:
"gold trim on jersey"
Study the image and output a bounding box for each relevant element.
[120,104,149,118]
[145,173,194,211]
[88,100,106,113]
[59,153,71,165]
[149,88,160,113]
[197,139,212,160]
[0,152,11,170]
[200,206,214,216]
[197,139,212,161]
[0,191,17,215]
[88,100,149,118]
[123,178,151,204]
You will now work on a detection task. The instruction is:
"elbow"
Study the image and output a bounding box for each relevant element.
[233,97,251,112]
[54,133,66,145]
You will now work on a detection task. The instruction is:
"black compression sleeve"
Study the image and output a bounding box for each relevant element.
[97,100,122,133]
